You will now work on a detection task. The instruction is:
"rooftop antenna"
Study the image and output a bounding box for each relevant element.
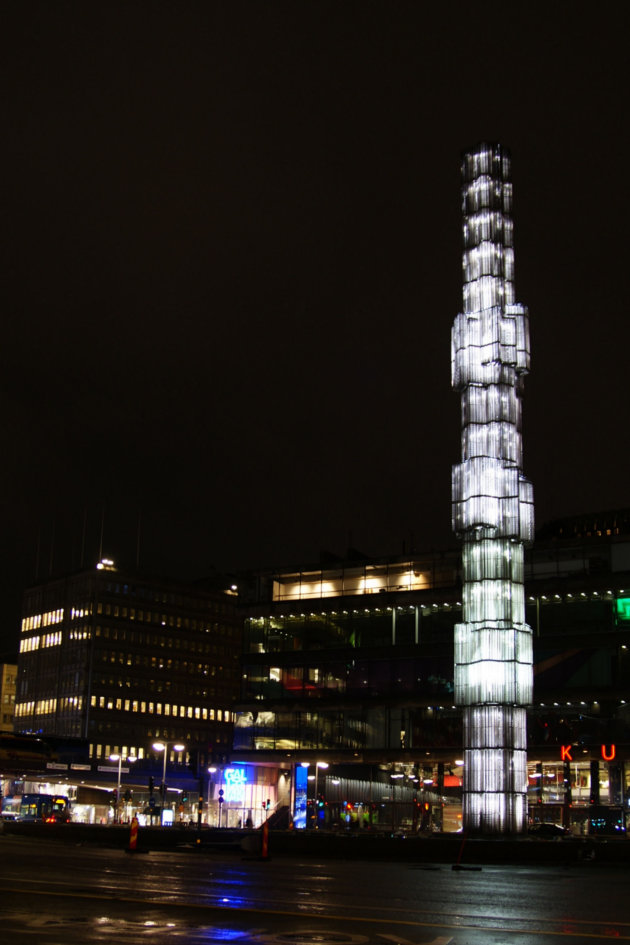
[98,506,105,561]
[136,508,142,569]
[48,517,55,576]
[80,506,87,568]
[34,528,41,581]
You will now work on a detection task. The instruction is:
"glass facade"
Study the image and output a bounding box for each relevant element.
[234,531,630,835]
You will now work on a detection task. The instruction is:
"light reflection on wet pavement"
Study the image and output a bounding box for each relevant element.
[1,837,630,943]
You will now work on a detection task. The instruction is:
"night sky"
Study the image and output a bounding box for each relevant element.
[3,3,628,658]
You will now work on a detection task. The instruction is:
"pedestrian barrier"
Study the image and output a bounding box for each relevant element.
[128,815,139,851]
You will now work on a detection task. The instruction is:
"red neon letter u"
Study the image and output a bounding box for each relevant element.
[601,744,616,761]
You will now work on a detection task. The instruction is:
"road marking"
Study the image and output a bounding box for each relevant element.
[261,934,369,944]
[2,886,630,940]
[378,936,453,945]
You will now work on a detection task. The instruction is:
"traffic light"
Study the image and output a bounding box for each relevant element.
[148,776,154,794]
[111,789,118,805]
[182,792,189,803]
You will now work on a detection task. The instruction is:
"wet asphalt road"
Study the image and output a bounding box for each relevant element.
[0,835,629,944]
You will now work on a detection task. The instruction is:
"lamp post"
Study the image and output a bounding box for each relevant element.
[207,766,217,827]
[153,741,186,825]
[109,753,136,824]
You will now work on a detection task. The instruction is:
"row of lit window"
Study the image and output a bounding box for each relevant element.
[89,694,231,722]
[91,743,147,760]
[21,609,64,632]
[15,699,57,716]
[95,602,232,633]
[19,631,62,653]
[99,651,219,676]
[88,743,214,761]
[70,607,92,619]
[59,696,83,711]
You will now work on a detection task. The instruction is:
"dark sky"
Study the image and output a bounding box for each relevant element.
[3,2,628,657]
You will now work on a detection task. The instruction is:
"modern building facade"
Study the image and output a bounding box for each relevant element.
[451,142,534,834]
[232,518,630,835]
[12,560,241,820]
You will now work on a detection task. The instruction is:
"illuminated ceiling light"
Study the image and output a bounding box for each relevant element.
[96,558,116,571]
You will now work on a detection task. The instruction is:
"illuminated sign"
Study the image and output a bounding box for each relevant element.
[294,765,308,830]
[560,745,616,762]
[615,598,630,622]
[223,768,247,802]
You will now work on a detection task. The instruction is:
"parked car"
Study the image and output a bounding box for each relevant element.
[528,822,567,839]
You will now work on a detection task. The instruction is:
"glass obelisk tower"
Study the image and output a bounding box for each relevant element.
[451,143,534,834]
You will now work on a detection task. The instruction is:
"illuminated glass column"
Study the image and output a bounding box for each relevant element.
[451,143,534,834]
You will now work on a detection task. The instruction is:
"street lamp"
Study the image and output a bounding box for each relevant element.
[109,752,136,824]
[153,741,186,824]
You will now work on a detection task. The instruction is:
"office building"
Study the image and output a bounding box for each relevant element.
[14,560,240,778]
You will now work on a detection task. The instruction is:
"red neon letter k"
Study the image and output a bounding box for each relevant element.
[561,745,573,762]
